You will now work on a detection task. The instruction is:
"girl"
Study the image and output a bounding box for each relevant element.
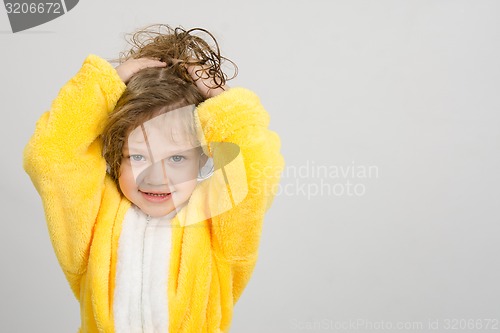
[23,25,284,332]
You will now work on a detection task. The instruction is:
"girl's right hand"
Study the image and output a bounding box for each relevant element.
[115,57,167,84]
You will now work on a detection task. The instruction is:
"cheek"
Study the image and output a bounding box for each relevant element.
[118,163,137,194]
[175,178,198,195]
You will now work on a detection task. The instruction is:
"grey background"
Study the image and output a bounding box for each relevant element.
[1,0,499,332]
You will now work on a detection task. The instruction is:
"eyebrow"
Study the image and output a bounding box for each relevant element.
[129,138,146,144]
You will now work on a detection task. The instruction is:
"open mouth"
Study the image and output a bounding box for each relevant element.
[140,190,172,202]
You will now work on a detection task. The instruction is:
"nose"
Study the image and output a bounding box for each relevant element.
[143,159,169,186]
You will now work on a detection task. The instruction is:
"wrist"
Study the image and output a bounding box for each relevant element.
[207,85,229,98]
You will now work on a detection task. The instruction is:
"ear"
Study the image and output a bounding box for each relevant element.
[199,153,209,166]
[197,153,215,181]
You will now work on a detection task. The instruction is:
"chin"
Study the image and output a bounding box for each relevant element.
[143,206,176,218]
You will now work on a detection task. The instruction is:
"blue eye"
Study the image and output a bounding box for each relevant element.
[170,155,185,163]
[130,154,146,162]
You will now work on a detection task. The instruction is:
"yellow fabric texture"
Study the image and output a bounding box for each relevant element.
[23,54,284,333]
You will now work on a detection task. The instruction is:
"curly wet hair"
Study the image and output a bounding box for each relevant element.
[102,24,237,183]
[115,24,237,90]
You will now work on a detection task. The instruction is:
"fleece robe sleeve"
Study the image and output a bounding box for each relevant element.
[23,55,126,295]
[194,87,285,301]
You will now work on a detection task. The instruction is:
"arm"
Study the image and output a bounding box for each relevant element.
[23,55,127,295]
[194,87,285,301]
[23,55,166,297]
[187,64,284,257]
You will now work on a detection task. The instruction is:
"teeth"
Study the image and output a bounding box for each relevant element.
[146,192,169,197]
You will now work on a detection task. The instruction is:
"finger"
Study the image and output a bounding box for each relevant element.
[146,60,167,67]
[187,64,211,80]
[140,58,167,65]
[135,58,167,69]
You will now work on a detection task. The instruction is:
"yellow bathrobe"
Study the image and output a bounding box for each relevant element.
[23,55,284,332]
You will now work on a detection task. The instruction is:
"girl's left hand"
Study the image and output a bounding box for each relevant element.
[186,64,229,99]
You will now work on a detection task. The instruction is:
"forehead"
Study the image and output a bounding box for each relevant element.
[126,105,198,149]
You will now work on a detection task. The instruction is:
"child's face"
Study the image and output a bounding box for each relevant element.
[118,107,207,218]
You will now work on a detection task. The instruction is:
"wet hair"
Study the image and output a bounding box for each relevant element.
[102,24,237,182]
